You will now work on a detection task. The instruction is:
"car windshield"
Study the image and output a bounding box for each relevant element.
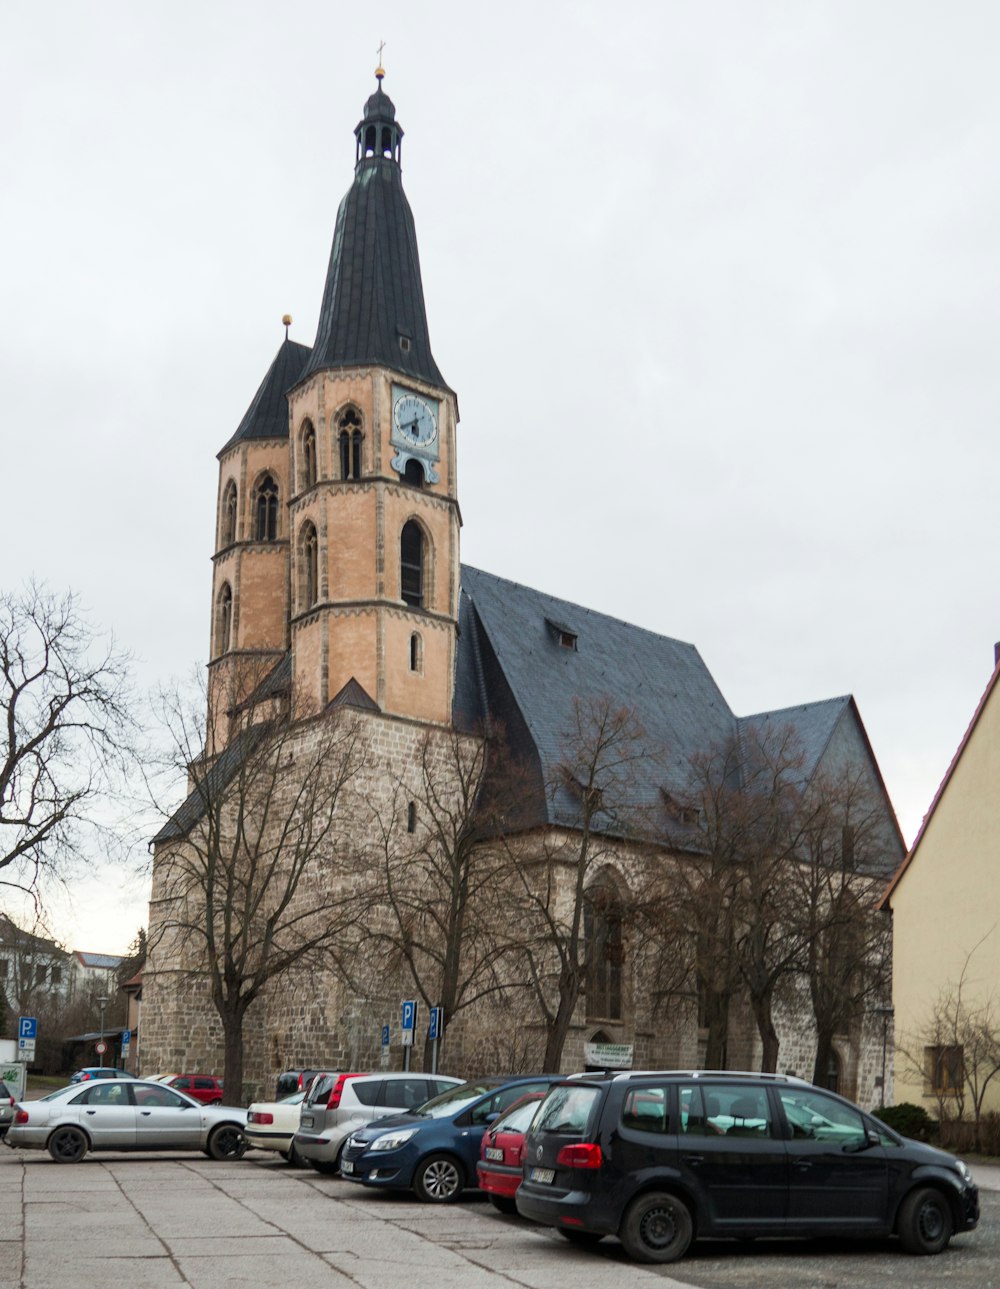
[534,1084,602,1134]
[412,1080,499,1118]
[492,1096,543,1135]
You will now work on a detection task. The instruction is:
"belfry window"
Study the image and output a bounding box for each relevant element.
[301,421,317,490]
[255,475,279,541]
[338,409,363,480]
[299,521,319,609]
[400,521,424,608]
[217,583,233,655]
[221,480,238,547]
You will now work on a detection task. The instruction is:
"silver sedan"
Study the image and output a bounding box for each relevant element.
[5,1078,248,1163]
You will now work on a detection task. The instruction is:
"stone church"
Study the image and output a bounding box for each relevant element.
[140,73,905,1103]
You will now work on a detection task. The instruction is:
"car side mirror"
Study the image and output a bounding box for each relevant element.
[843,1129,880,1153]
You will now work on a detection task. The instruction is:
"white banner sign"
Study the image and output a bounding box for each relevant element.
[583,1042,634,1069]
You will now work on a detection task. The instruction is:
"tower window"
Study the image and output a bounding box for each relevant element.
[254,474,279,541]
[399,336,411,353]
[338,408,363,480]
[217,582,233,655]
[584,879,623,1021]
[407,801,417,833]
[221,480,238,547]
[400,521,424,608]
[403,459,424,489]
[301,420,317,490]
[410,631,423,673]
[299,521,319,610]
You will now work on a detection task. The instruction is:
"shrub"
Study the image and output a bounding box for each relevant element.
[877,1102,937,1141]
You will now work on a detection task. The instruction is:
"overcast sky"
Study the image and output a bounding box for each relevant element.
[5,2,1000,953]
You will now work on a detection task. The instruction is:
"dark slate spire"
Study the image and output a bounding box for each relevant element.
[300,74,448,389]
[219,336,312,455]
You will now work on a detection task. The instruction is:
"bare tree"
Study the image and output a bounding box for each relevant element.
[147,673,368,1096]
[364,726,529,1068]
[506,697,646,1072]
[0,583,134,903]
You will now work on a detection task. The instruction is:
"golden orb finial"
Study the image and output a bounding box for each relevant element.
[282,314,292,338]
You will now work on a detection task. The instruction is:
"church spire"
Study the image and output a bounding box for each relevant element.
[300,72,447,390]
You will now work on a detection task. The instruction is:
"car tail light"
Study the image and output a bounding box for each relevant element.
[327,1073,361,1110]
[555,1142,602,1169]
[248,1112,273,1125]
[14,1110,29,1124]
[518,1141,526,1164]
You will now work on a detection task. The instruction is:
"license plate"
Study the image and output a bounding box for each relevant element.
[340,1159,354,1175]
[484,1147,504,1162]
[529,1167,555,1184]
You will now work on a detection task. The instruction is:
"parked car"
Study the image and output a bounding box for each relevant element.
[0,1081,16,1138]
[294,1071,463,1173]
[5,1078,248,1163]
[339,1075,563,1202]
[476,1092,545,1213]
[245,1090,308,1164]
[516,1071,980,1264]
[68,1067,132,1083]
[275,1069,321,1099]
[164,1074,225,1105]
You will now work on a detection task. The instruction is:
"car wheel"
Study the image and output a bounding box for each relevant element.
[619,1191,693,1264]
[207,1123,247,1161]
[47,1126,88,1164]
[489,1194,518,1215]
[558,1228,605,1246]
[413,1154,465,1203]
[897,1187,953,1255]
[278,1150,290,1161]
[288,1140,308,1168]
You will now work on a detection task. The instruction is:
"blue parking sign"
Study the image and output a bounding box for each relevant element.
[401,1000,416,1031]
[381,1024,390,1048]
[18,1017,37,1041]
[428,1006,442,1041]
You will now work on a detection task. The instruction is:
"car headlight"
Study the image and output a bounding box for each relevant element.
[953,1158,974,1186]
[370,1128,418,1152]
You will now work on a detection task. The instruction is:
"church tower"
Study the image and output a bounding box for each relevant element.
[207,71,459,752]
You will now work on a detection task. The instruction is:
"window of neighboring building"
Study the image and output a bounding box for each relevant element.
[254,474,279,541]
[400,521,424,608]
[50,965,62,986]
[301,420,317,490]
[299,521,319,609]
[338,409,363,480]
[34,964,46,986]
[221,480,238,546]
[926,1045,964,1096]
[584,879,623,1021]
[217,583,233,654]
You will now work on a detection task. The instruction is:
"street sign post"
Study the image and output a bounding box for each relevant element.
[428,1006,442,1074]
[401,999,417,1071]
[95,1041,107,1056]
[18,1017,37,1042]
[380,1023,390,1070]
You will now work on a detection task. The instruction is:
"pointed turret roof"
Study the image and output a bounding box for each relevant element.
[219,337,312,455]
[299,76,448,391]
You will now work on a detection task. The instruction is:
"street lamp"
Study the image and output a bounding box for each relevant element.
[97,995,110,1068]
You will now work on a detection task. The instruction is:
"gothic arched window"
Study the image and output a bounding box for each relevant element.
[400,521,424,608]
[301,420,317,490]
[338,408,363,480]
[584,878,623,1021]
[254,474,279,541]
[221,480,238,547]
[410,631,423,673]
[216,582,233,656]
[299,521,319,609]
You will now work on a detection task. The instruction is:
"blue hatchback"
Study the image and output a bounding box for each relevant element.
[339,1075,561,1202]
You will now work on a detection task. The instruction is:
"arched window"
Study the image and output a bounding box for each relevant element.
[301,420,317,490]
[403,459,424,489]
[254,474,279,541]
[217,583,233,655]
[338,408,363,480]
[221,480,238,546]
[407,802,417,834]
[299,521,319,609]
[584,878,623,1021]
[410,631,423,673]
[400,521,424,608]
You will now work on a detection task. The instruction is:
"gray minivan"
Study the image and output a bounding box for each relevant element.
[294,1071,462,1173]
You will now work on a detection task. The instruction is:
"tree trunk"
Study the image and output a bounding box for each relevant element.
[749,988,780,1073]
[543,969,580,1072]
[703,989,730,1069]
[811,1028,833,1087]
[221,1004,247,1100]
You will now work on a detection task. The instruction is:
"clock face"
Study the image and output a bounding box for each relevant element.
[393,391,437,448]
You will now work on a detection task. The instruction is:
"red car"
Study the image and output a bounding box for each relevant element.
[476,1093,545,1213]
[165,1074,225,1105]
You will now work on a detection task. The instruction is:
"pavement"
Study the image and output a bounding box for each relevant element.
[971,1162,1000,1192]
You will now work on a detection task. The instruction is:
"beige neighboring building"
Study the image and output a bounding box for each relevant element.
[882,647,1000,1113]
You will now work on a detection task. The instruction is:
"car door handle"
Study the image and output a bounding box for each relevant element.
[85,1110,97,1116]
[140,1111,152,1116]
[682,1154,705,1166]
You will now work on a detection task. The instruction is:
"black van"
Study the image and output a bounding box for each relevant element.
[516,1071,979,1264]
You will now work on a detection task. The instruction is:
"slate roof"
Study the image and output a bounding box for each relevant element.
[74,951,124,970]
[219,338,312,455]
[299,88,448,392]
[737,698,853,788]
[153,725,267,844]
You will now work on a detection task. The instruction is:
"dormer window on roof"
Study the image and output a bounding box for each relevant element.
[546,617,578,650]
